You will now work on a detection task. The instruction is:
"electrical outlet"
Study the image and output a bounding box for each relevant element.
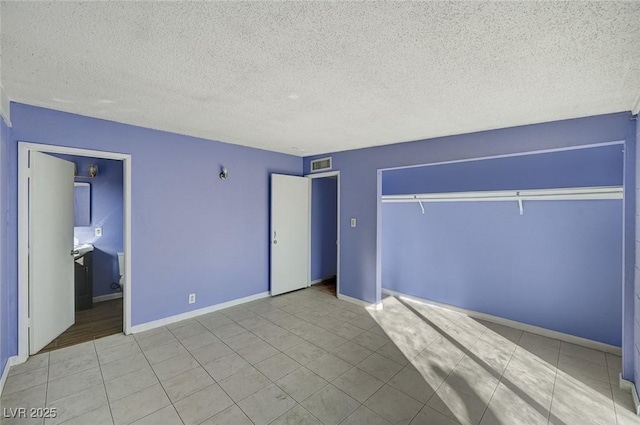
[95,227,103,237]
[350,218,357,227]
[188,293,196,304]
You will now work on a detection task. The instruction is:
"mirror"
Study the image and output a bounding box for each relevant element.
[74,182,91,226]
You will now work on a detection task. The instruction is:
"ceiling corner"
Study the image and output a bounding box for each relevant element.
[632,92,640,116]
[0,86,12,127]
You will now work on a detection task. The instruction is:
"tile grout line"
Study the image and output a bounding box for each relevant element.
[219,308,334,424]
[354,313,469,424]
[42,353,51,425]
[45,342,105,424]
[476,328,524,425]
[92,341,117,425]
[228,293,370,424]
[166,312,286,424]
[606,351,624,425]
[217,302,332,424]
[420,324,492,424]
[546,344,561,425]
[132,330,186,425]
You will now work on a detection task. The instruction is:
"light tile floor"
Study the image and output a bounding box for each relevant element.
[2,284,639,425]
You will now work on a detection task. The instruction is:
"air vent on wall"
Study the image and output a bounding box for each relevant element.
[311,157,332,172]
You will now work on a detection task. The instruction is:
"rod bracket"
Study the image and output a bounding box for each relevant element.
[517,192,523,215]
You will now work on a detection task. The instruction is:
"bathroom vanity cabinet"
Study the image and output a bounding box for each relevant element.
[75,251,93,310]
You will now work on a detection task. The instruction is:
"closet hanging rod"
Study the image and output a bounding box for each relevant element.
[381,186,623,203]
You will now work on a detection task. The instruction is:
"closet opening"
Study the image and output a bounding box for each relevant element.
[377,142,625,351]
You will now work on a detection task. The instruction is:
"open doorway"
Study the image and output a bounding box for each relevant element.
[308,171,340,297]
[36,154,125,352]
[17,142,132,361]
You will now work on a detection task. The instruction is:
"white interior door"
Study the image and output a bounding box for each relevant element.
[29,151,75,354]
[271,174,310,296]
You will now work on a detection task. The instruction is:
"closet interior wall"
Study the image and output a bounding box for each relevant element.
[380,144,625,346]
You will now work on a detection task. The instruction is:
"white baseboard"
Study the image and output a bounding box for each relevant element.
[382,288,621,355]
[0,356,19,397]
[620,374,640,415]
[131,291,270,334]
[337,293,383,311]
[93,293,123,303]
[311,276,336,285]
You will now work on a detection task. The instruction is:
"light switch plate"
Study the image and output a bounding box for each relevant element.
[350,218,356,227]
[95,227,102,237]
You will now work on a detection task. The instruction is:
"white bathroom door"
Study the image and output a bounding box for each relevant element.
[29,151,76,354]
[270,174,310,296]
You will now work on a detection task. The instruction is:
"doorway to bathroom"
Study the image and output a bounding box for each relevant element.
[17,142,132,361]
[39,154,125,352]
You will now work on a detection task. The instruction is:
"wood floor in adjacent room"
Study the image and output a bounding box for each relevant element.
[38,298,123,353]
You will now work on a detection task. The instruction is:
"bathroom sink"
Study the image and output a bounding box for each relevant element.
[73,243,94,259]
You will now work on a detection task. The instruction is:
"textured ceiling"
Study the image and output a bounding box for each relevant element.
[1,1,639,156]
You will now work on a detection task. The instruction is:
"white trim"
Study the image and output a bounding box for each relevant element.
[631,93,640,115]
[337,293,383,311]
[17,145,29,363]
[619,373,633,391]
[308,177,312,289]
[306,170,338,179]
[123,152,132,335]
[381,186,623,204]
[310,276,336,285]
[305,170,341,298]
[0,86,11,127]
[18,142,132,363]
[383,288,621,355]
[131,291,270,334]
[93,293,123,303]
[0,356,20,397]
[620,374,640,415]
[379,141,624,173]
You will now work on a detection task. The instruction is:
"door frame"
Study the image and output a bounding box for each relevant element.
[305,171,341,297]
[18,142,132,362]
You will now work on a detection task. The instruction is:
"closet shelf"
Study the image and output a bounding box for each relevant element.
[381,186,623,203]
[382,186,622,215]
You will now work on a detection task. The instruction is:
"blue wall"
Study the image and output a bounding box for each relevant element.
[304,112,634,303]
[382,144,624,195]
[53,154,124,297]
[0,102,302,363]
[623,121,637,381]
[382,200,623,346]
[635,115,640,393]
[380,146,625,346]
[304,112,635,372]
[0,116,10,376]
[311,177,337,281]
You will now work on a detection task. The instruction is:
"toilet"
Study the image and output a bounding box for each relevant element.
[117,252,125,290]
